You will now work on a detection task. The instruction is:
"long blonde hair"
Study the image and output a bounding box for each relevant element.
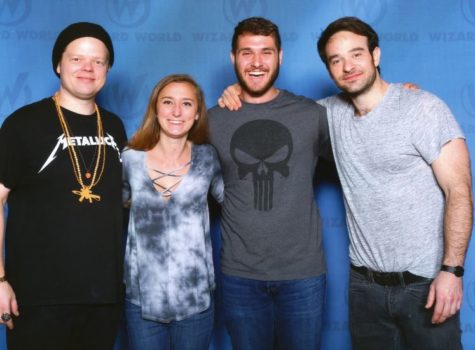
[128,74,209,150]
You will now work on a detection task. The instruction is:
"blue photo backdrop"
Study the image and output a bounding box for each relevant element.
[1,1,475,349]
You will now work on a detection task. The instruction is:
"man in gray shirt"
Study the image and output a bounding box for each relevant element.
[316,17,472,350]
[220,15,473,350]
[208,17,331,350]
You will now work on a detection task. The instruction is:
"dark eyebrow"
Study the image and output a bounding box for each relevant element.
[349,47,366,53]
[237,47,276,53]
[328,47,366,61]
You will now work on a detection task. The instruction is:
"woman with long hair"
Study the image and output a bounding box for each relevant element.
[122,74,223,350]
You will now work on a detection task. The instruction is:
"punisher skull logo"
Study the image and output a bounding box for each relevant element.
[230,119,293,211]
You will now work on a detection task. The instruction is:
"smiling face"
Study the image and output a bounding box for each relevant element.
[56,37,109,102]
[56,37,109,100]
[231,34,282,103]
[156,82,199,141]
[324,30,380,97]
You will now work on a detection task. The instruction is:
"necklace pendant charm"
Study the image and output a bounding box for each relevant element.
[85,172,92,179]
[72,185,101,203]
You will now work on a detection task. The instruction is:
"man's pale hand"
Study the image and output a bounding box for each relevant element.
[425,271,462,324]
[0,282,19,329]
[403,82,419,90]
[218,84,242,110]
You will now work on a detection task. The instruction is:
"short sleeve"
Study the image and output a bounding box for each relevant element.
[209,146,224,204]
[315,103,334,162]
[121,149,131,205]
[410,94,464,164]
[0,116,24,190]
[318,107,334,162]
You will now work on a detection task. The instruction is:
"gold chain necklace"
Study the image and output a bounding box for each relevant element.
[53,93,106,203]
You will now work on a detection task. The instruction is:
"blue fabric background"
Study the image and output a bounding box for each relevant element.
[1,1,474,349]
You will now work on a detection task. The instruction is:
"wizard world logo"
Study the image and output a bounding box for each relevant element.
[223,0,267,24]
[0,0,31,25]
[466,279,475,313]
[107,0,150,27]
[341,0,387,24]
[461,83,475,118]
[0,72,32,120]
[101,73,150,120]
[462,0,475,26]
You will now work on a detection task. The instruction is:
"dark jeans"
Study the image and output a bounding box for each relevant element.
[6,303,122,350]
[221,273,326,350]
[125,299,214,350]
[349,268,462,350]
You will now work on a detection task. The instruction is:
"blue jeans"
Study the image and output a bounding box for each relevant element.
[221,273,326,350]
[349,269,462,350]
[125,299,214,350]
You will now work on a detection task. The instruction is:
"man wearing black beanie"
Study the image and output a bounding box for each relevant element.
[0,22,127,349]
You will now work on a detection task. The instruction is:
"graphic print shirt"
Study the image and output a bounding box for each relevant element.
[0,97,127,306]
[208,90,331,281]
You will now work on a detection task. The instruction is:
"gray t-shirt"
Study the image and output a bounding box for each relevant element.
[320,83,464,278]
[209,89,331,281]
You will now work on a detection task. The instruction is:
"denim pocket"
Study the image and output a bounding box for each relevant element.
[404,279,431,302]
[349,269,371,290]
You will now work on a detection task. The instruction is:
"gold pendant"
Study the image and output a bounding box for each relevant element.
[85,172,92,179]
[72,186,101,203]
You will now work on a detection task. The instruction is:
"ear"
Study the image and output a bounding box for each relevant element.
[230,51,235,65]
[56,64,61,76]
[195,114,199,121]
[372,46,381,68]
[278,49,283,65]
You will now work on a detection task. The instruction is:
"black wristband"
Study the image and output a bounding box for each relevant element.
[440,265,464,277]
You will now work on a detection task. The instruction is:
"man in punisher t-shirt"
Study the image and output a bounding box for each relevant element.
[208,17,331,350]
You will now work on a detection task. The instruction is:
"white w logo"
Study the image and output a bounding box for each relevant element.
[107,0,150,27]
[461,83,475,118]
[223,0,268,24]
[341,0,387,24]
[0,0,30,25]
[0,72,32,120]
[462,0,475,26]
[102,74,149,120]
[465,280,475,313]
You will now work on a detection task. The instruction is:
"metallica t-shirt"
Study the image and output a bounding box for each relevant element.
[0,97,127,306]
[208,90,331,281]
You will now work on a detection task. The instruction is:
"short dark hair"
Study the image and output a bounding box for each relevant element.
[231,17,281,53]
[317,17,380,70]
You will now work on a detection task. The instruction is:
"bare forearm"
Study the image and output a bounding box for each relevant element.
[443,185,473,266]
[0,184,9,276]
[0,206,5,276]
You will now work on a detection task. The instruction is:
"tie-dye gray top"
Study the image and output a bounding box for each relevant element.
[122,144,224,322]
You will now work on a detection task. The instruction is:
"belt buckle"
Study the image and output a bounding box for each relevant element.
[374,272,399,286]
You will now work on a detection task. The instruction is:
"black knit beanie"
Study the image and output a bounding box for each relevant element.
[52,22,114,78]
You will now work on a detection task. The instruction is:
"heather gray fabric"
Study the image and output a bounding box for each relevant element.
[122,144,223,322]
[319,83,464,278]
[208,90,331,281]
